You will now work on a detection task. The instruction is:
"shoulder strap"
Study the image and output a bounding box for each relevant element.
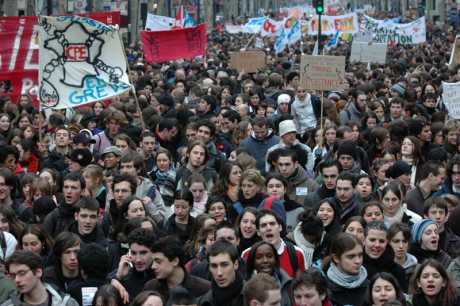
[285,241,299,273]
[0,232,6,261]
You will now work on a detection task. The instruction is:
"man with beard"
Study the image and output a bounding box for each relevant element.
[339,91,367,125]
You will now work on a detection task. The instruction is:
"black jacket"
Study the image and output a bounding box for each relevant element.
[363,247,407,291]
[120,268,155,301]
[327,277,369,306]
[43,203,77,238]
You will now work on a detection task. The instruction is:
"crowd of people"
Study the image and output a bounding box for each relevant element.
[1,8,460,306]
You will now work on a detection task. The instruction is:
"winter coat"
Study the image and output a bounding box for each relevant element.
[285,167,319,206]
[43,203,77,238]
[0,283,79,306]
[290,94,321,134]
[339,102,363,126]
[239,130,280,173]
[363,247,407,291]
[327,277,369,306]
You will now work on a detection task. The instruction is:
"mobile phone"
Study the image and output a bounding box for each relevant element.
[127,250,133,268]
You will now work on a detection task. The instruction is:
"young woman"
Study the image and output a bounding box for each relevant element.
[343,216,366,243]
[130,291,163,306]
[380,181,421,228]
[245,241,292,306]
[315,199,341,259]
[291,268,333,306]
[19,224,53,265]
[82,164,106,210]
[212,161,242,206]
[0,205,25,239]
[355,174,377,203]
[360,202,384,225]
[293,209,324,268]
[185,225,216,273]
[410,219,452,268]
[400,136,423,187]
[365,272,408,306]
[265,172,304,232]
[235,207,259,253]
[228,169,265,223]
[362,221,407,291]
[325,233,368,306]
[388,222,418,285]
[205,196,227,225]
[151,148,176,207]
[92,284,124,306]
[410,259,460,306]
[163,189,195,244]
[186,173,209,217]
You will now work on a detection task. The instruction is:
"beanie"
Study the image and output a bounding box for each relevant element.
[258,195,287,226]
[391,83,406,96]
[411,219,436,244]
[386,160,411,179]
[277,93,291,105]
[278,120,297,137]
[337,140,356,159]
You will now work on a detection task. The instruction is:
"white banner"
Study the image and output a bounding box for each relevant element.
[38,15,131,110]
[307,13,359,35]
[443,81,460,119]
[145,13,175,31]
[362,16,426,44]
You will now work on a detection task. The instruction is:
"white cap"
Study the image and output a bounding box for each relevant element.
[279,120,297,137]
[277,93,291,105]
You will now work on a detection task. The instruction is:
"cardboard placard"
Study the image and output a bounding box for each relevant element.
[449,35,460,69]
[443,81,460,119]
[229,50,266,73]
[300,55,346,91]
[350,41,387,64]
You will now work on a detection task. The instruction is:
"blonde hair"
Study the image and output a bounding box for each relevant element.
[241,169,265,188]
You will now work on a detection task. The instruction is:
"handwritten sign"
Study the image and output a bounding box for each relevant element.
[362,15,426,45]
[230,50,266,73]
[300,55,345,91]
[350,42,387,64]
[449,35,460,69]
[443,81,460,119]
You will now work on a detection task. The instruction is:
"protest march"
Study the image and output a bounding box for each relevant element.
[3,2,460,306]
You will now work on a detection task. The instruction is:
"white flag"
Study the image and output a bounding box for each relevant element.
[38,15,131,110]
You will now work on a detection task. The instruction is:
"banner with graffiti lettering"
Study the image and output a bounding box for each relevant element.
[38,15,131,110]
[307,13,359,35]
[362,15,426,45]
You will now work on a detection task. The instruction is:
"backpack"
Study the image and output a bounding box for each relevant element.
[284,240,299,273]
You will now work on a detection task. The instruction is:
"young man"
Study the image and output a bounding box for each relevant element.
[68,243,109,306]
[242,210,306,277]
[243,274,281,306]
[329,172,361,223]
[406,162,445,215]
[239,117,280,173]
[436,154,460,198]
[303,159,340,209]
[424,197,460,257]
[113,228,155,299]
[275,148,318,205]
[43,172,85,238]
[198,240,244,306]
[139,131,159,175]
[196,120,225,170]
[120,151,168,222]
[68,197,107,246]
[144,236,210,303]
[339,91,367,125]
[2,250,79,306]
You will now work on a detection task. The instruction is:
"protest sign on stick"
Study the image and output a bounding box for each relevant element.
[449,36,460,69]
[38,15,131,110]
[443,81,460,119]
[229,50,266,73]
[300,55,346,91]
[350,41,387,64]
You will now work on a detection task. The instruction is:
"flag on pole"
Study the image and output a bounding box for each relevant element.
[184,9,196,27]
[38,15,131,110]
[325,31,341,50]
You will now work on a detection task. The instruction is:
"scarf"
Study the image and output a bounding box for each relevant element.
[384,206,405,228]
[212,272,244,306]
[327,262,367,289]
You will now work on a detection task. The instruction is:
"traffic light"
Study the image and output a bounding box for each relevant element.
[313,0,324,15]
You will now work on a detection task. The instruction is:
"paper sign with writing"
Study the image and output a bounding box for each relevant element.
[38,15,131,110]
[443,81,460,119]
[307,13,359,35]
[350,42,387,64]
[230,50,266,73]
[300,55,345,91]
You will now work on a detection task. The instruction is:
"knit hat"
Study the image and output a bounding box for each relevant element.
[385,160,411,179]
[411,219,436,244]
[391,83,406,96]
[69,149,93,167]
[337,140,356,159]
[278,120,297,137]
[258,195,287,226]
[101,146,122,158]
[277,93,291,105]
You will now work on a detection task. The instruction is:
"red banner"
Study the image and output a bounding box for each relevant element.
[141,24,206,64]
[0,12,120,105]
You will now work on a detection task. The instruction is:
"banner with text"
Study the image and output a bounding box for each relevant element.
[443,81,460,119]
[362,15,426,45]
[141,24,206,64]
[38,15,131,110]
[307,13,359,35]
